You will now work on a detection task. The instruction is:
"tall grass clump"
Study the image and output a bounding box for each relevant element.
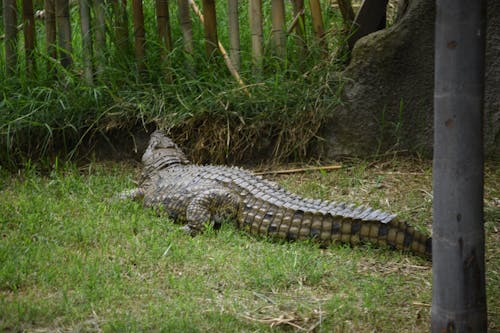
[0,1,347,168]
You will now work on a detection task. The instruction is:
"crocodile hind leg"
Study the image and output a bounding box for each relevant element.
[183,188,241,235]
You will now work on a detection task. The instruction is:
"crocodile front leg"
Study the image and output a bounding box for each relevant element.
[118,188,145,201]
[183,188,241,235]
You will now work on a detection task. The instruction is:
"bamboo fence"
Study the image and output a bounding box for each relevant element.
[227,0,240,71]
[44,0,57,74]
[79,0,92,83]
[3,0,18,74]
[132,0,146,74]
[1,0,389,85]
[55,0,73,68]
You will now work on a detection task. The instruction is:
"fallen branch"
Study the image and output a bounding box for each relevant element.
[254,165,342,176]
[373,171,425,175]
[188,0,250,96]
[412,301,431,307]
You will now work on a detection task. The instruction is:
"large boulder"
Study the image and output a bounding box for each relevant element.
[322,0,499,158]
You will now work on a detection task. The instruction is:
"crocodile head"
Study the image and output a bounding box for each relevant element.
[142,130,190,174]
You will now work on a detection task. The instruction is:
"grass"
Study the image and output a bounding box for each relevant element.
[0,66,342,167]
[1,158,498,332]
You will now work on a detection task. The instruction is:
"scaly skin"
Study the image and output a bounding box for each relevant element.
[123,130,432,259]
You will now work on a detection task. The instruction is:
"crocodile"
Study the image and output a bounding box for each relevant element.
[122,130,432,259]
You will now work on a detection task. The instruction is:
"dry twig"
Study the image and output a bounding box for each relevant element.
[286,8,305,35]
[255,165,342,176]
[240,313,307,331]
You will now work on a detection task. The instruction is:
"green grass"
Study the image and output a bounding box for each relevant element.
[1,158,498,332]
[0,67,342,166]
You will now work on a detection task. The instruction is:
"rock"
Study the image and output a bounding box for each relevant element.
[322,0,499,158]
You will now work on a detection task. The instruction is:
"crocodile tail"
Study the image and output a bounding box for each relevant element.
[383,219,432,259]
[239,203,432,259]
[326,216,432,260]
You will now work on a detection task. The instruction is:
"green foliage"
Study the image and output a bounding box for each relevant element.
[0,1,346,168]
[0,63,342,167]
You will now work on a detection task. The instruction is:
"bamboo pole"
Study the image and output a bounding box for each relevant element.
[79,0,93,83]
[132,0,146,75]
[201,0,218,58]
[44,0,57,74]
[113,0,131,55]
[291,0,306,56]
[271,0,286,58]
[156,0,173,53]
[189,0,249,96]
[55,0,73,68]
[432,0,487,331]
[3,0,18,74]
[308,0,327,55]
[23,0,36,76]
[156,0,173,52]
[227,0,240,71]
[248,0,263,73]
[94,0,106,74]
[178,0,193,54]
[156,0,173,80]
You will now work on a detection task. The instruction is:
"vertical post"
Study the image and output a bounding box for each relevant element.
[156,0,173,80]
[44,0,57,74]
[23,0,36,76]
[94,0,106,74]
[178,0,193,55]
[308,0,326,55]
[291,0,306,57]
[201,0,218,58]
[55,0,73,68]
[79,0,94,83]
[3,0,18,74]
[156,0,173,52]
[271,0,286,58]
[227,0,240,71]
[113,0,131,56]
[432,0,487,332]
[132,0,146,75]
[249,0,263,73]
